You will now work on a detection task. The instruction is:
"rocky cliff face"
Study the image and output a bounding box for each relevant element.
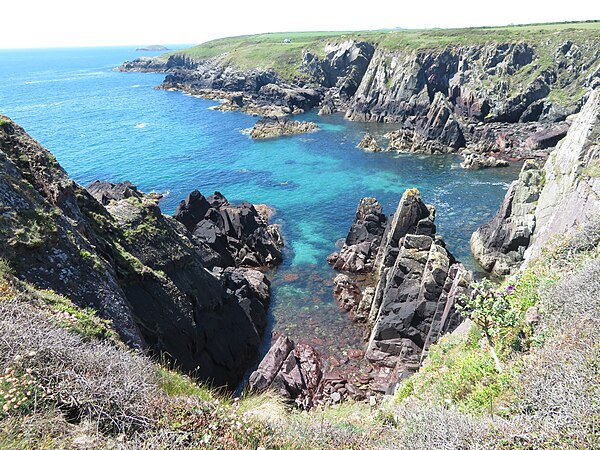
[0,117,278,388]
[471,88,600,274]
[120,35,598,158]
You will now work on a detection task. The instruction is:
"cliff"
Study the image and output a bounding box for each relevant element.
[472,87,600,273]
[119,23,600,157]
[0,116,281,388]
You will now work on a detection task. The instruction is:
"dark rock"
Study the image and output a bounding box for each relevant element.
[524,123,570,150]
[0,117,274,388]
[173,190,283,269]
[328,197,387,273]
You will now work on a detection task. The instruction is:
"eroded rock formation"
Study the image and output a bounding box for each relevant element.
[0,118,275,388]
[249,116,318,139]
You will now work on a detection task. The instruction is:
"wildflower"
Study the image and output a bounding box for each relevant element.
[506,285,515,292]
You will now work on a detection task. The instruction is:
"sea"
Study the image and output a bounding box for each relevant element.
[0,46,520,363]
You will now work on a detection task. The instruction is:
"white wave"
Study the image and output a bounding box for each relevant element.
[134,123,149,129]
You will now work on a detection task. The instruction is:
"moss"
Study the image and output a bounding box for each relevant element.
[582,159,600,178]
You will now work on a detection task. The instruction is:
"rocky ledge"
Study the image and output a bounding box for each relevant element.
[460,153,509,170]
[249,116,318,139]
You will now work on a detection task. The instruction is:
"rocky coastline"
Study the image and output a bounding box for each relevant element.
[249,116,318,139]
[119,34,599,163]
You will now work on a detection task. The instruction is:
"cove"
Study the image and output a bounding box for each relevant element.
[0,47,521,366]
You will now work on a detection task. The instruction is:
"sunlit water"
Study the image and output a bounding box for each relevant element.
[0,47,520,363]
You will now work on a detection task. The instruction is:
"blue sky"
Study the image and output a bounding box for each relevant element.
[1,0,597,48]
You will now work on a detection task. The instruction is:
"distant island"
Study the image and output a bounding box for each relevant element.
[136,45,170,52]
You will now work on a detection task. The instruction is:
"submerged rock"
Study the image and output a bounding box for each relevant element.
[249,116,318,139]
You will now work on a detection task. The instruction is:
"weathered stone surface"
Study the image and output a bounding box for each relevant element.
[471,160,543,275]
[526,88,600,260]
[460,153,509,170]
[357,133,381,152]
[328,197,387,273]
[174,190,282,269]
[249,116,318,139]
[0,116,273,388]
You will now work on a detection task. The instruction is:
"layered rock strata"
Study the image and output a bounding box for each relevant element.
[330,190,472,373]
[119,37,598,155]
[0,118,275,388]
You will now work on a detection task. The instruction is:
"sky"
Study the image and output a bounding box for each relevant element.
[0,0,598,49]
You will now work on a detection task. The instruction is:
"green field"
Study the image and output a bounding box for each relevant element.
[167,21,600,80]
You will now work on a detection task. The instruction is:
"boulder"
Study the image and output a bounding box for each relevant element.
[357,133,381,152]
[249,116,318,139]
[460,153,509,170]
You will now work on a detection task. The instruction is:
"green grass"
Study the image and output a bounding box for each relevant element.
[169,21,600,81]
[156,366,216,402]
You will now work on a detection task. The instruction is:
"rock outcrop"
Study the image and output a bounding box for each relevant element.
[119,33,598,154]
[248,334,322,409]
[460,153,509,170]
[471,161,543,275]
[471,88,600,275]
[327,197,387,273]
[173,189,283,268]
[357,133,381,152]
[249,116,318,139]
[329,190,472,373]
[0,117,273,388]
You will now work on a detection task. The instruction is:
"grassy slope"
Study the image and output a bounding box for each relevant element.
[169,21,600,82]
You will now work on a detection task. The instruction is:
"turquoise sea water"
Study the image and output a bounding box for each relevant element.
[0,47,520,360]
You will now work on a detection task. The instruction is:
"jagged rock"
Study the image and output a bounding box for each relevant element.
[385,129,455,154]
[460,153,509,170]
[471,160,543,275]
[328,188,469,372]
[174,190,282,268]
[248,335,322,409]
[364,188,468,370]
[0,116,274,388]
[357,133,381,152]
[328,197,387,273]
[249,116,318,139]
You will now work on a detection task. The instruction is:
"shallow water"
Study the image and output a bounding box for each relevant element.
[0,47,520,362]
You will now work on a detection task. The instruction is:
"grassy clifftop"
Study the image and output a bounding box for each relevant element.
[168,21,600,79]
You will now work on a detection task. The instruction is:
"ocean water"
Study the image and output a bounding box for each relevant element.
[0,47,520,361]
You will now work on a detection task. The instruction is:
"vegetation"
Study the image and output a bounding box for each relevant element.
[169,21,600,84]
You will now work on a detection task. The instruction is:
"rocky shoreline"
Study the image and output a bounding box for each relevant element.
[249,116,318,139]
[119,36,599,163]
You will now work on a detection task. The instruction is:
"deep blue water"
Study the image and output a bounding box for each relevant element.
[0,47,520,358]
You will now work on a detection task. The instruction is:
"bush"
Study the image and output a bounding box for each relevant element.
[0,299,161,433]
